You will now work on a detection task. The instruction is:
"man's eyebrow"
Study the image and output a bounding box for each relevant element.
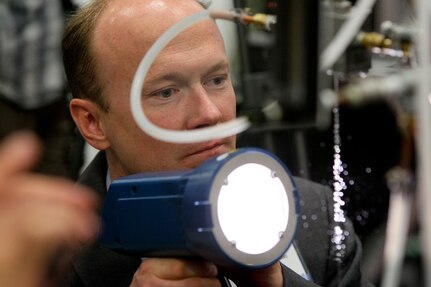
[203,60,230,76]
[143,73,182,88]
[144,60,230,87]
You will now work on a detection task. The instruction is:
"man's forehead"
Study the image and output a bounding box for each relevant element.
[94,0,221,60]
[103,0,204,21]
[96,0,207,46]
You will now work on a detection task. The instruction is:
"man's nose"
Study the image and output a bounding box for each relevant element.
[186,85,223,130]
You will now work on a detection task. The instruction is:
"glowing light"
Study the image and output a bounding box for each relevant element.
[218,163,289,254]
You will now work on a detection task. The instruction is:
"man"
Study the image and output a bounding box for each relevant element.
[62,0,371,286]
[0,132,99,287]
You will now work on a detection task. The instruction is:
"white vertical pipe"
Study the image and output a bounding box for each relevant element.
[415,0,431,286]
[381,187,413,287]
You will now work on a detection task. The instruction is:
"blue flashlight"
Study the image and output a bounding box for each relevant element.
[99,147,299,268]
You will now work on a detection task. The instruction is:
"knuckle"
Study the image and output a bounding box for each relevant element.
[170,259,188,276]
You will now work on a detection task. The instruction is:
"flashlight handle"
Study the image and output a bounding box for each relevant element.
[100,171,192,256]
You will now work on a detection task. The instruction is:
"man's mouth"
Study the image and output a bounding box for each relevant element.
[187,141,226,158]
[180,137,235,168]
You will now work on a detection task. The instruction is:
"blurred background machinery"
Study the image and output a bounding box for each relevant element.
[229,0,426,286]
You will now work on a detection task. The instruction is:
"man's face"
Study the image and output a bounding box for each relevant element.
[92,0,236,179]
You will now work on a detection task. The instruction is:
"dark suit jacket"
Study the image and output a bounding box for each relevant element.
[62,152,372,287]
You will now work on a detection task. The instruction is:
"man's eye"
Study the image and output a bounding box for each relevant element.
[154,88,175,99]
[206,76,227,87]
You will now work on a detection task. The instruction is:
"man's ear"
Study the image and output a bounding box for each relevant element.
[70,98,110,151]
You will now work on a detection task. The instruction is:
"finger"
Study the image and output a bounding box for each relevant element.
[2,197,99,253]
[131,272,222,287]
[221,262,283,287]
[0,198,100,287]
[0,131,41,178]
[4,174,99,211]
[38,200,100,245]
[177,277,222,287]
[139,258,218,280]
[0,197,99,263]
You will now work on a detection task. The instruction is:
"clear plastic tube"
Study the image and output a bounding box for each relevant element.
[130,10,250,144]
[320,0,377,71]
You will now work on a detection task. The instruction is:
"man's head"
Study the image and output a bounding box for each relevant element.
[63,0,236,179]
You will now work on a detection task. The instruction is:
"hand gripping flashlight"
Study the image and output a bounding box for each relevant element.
[99,148,299,268]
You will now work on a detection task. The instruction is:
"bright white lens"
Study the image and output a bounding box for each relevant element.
[217,163,289,254]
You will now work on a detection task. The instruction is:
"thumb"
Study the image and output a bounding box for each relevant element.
[0,131,42,178]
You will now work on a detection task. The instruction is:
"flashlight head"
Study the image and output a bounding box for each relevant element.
[183,148,299,268]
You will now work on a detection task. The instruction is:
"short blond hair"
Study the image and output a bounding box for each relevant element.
[62,0,110,111]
